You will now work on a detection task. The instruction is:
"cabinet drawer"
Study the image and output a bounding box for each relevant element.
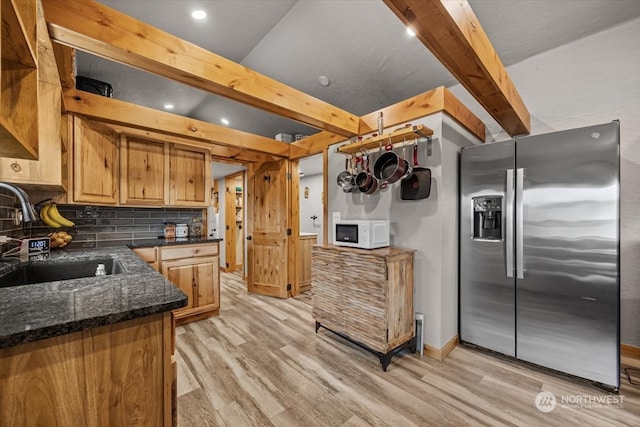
[133,247,157,263]
[161,244,218,261]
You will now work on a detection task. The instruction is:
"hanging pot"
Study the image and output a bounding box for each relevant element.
[336,156,354,192]
[373,141,410,189]
[401,141,431,200]
[356,154,377,194]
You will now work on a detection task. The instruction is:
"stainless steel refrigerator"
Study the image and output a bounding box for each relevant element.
[459,121,620,391]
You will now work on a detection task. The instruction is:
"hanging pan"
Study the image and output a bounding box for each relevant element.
[356,153,378,194]
[401,140,431,200]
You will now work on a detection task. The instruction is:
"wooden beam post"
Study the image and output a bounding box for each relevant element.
[42,0,361,137]
[383,0,530,136]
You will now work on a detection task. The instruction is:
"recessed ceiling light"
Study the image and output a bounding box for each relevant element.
[220,118,229,125]
[406,27,416,37]
[318,75,330,87]
[164,104,174,110]
[192,10,207,20]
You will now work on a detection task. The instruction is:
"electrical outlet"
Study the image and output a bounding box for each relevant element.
[332,212,341,222]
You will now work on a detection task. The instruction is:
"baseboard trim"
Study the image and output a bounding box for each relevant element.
[622,343,640,359]
[424,335,459,361]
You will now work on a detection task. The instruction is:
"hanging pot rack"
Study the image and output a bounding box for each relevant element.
[336,124,433,155]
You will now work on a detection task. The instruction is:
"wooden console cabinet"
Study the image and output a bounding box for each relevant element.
[312,245,415,370]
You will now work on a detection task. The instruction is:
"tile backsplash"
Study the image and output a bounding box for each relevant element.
[50,205,204,250]
[0,191,203,253]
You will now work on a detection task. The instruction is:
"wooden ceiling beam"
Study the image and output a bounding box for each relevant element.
[42,0,361,137]
[289,86,485,159]
[63,89,291,159]
[383,0,530,136]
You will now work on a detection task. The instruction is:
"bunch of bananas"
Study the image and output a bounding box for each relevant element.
[39,203,75,228]
[49,230,73,249]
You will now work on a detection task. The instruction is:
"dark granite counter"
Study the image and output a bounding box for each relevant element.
[0,247,187,349]
[128,236,223,249]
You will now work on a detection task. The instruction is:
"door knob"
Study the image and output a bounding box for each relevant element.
[246,236,252,240]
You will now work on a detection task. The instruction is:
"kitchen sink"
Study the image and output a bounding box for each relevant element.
[0,257,126,288]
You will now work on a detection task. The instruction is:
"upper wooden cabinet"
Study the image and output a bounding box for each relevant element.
[0,0,39,160]
[72,115,119,204]
[68,116,211,207]
[169,145,210,206]
[120,137,170,205]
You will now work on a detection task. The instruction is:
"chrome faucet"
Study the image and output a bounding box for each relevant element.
[0,182,38,223]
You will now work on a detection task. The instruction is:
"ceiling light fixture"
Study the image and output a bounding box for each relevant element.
[191,10,207,20]
[164,104,174,110]
[318,75,330,87]
[406,27,416,37]
[220,118,229,125]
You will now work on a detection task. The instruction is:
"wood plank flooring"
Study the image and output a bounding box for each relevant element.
[176,272,640,426]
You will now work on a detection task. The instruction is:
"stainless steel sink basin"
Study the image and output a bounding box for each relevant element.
[0,257,126,288]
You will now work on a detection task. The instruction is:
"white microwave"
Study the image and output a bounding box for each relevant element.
[333,220,390,249]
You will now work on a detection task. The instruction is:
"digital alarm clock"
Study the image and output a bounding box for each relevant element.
[20,237,51,256]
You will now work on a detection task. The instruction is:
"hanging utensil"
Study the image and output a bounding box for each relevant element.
[336,155,355,192]
[401,139,431,200]
[373,136,410,189]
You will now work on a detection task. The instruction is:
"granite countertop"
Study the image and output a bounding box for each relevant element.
[128,236,223,248]
[0,247,187,349]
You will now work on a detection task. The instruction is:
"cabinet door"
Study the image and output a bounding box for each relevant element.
[194,257,219,310]
[72,116,119,204]
[162,261,195,311]
[120,137,170,205]
[169,145,210,206]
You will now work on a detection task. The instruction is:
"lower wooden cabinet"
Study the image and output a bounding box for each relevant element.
[0,313,175,426]
[160,243,220,325]
[298,233,318,293]
[132,246,159,271]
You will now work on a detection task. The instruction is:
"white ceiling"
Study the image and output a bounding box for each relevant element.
[78,0,640,144]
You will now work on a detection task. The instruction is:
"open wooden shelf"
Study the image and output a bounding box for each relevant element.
[0,0,39,160]
[336,124,433,155]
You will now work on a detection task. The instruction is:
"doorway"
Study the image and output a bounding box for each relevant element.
[224,171,244,274]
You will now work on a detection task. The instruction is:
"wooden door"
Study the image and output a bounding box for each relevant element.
[169,144,210,206]
[247,160,291,298]
[120,137,169,205]
[72,116,119,204]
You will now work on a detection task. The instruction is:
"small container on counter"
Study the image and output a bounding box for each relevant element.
[188,217,203,237]
[163,222,176,238]
[176,223,189,238]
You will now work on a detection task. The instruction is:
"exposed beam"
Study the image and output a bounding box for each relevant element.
[383,0,530,136]
[63,89,292,159]
[290,86,485,159]
[42,0,361,137]
[105,123,281,164]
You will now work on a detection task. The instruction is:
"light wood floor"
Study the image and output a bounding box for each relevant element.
[176,272,640,426]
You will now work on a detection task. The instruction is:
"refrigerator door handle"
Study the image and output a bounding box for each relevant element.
[516,168,525,279]
[505,169,514,277]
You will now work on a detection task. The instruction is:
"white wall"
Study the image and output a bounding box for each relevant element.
[327,113,478,349]
[299,173,324,244]
[449,17,640,346]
